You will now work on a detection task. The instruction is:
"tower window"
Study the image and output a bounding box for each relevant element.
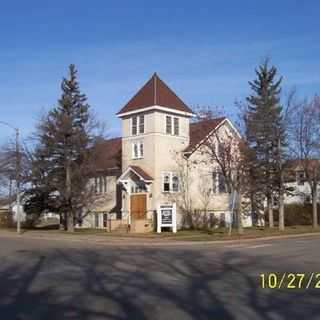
[139,115,144,134]
[166,116,172,134]
[132,116,137,135]
[132,142,144,159]
[174,117,179,135]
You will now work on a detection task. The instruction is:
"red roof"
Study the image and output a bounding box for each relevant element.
[117,73,193,115]
[184,117,226,153]
[95,137,122,171]
[129,165,153,181]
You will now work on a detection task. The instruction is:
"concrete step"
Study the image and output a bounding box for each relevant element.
[112,224,129,233]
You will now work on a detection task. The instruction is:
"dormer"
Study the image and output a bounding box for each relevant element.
[116,73,194,138]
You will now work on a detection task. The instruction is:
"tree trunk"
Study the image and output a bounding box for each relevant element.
[278,192,285,231]
[278,170,285,231]
[67,211,74,232]
[312,184,318,228]
[228,192,236,236]
[65,162,74,232]
[59,213,66,230]
[267,196,274,228]
[237,193,244,235]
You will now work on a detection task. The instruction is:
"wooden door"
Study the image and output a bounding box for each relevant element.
[130,194,147,220]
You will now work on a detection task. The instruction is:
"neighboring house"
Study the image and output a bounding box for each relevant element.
[83,73,249,231]
[0,197,26,223]
[283,160,320,205]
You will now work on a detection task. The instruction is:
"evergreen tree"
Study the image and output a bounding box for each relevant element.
[30,64,102,231]
[245,59,284,228]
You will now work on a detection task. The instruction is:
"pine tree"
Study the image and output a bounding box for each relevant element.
[245,59,284,228]
[30,64,101,231]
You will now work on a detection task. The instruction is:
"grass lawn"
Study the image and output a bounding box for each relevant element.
[2,225,320,242]
[21,225,320,241]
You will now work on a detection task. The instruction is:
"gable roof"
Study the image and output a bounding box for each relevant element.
[184,117,227,153]
[116,73,193,116]
[283,159,320,183]
[118,165,153,182]
[94,137,122,171]
[128,165,153,181]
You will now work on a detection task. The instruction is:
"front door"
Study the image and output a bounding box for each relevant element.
[130,194,147,220]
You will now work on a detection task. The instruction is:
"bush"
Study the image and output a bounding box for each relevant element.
[181,210,219,231]
[266,204,320,226]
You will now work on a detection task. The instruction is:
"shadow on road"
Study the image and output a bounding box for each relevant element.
[0,243,319,319]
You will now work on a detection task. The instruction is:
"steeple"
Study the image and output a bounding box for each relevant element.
[116,73,193,117]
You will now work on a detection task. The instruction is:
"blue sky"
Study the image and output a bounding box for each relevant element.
[0,0,319,141]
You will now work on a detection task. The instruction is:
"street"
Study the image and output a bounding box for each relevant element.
[0,234,319,319]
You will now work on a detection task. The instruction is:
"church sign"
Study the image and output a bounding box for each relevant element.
[157,203,177,233]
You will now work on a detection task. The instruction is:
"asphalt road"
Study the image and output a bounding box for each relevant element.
[0,234,319,320]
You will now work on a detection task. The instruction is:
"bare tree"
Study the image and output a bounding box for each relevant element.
[0,141,30,199]
[171,152,194,228]
[203,124,249,235]
[288,95,320,228]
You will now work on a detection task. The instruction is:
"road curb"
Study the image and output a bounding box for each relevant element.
[0,231,320,247]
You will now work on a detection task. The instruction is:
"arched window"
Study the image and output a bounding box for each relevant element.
[172,175,179,192]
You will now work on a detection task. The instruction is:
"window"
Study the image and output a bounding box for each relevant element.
[103,176,107,193]
[139,143,144,158]
[94,176,107,194]
[133,143,139,159]
[166,116,172,134]
[296,171,305,186]
[99,176,103,193]
[163,174,170,192]
[212,171,227,194]
[174,117,179,136]
[131,181,147,193]
[139,115,144,134]
[132,142,144,159]
[218,144,224,159]
[162,172,179,193]
[132,115,144,135]
[94,213,100,228]
[218,172,227,193]
[212,172,217,193]
[172,174,179,192]
[132,116,137,135]
[94,177,99,194]
[166,116,180,136]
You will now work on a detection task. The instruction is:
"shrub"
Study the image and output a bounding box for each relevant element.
[266,204,320,226]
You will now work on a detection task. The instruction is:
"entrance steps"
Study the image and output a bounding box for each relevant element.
[111,223,129,233]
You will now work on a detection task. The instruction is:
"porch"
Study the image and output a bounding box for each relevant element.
[117,165,154,233]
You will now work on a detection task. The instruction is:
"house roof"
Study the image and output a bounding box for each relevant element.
[0,196,15,208]
[184,117,227,153]
[129,165,153,181]
[116,73,193,116]
[118,165,153,182]
[287,159,320,171]
[284,159,320,183]
[94,137,122,171]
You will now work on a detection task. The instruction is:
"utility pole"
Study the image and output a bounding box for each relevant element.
[15,128,21,234]
[278,136,285,231]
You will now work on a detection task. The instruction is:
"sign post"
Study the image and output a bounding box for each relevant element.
[157,203,177,233]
